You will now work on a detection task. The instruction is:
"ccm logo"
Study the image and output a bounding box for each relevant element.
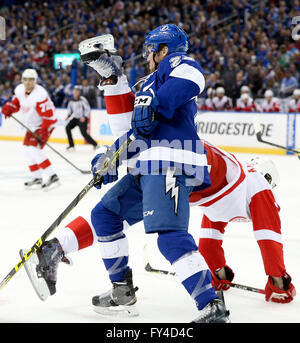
[134,95,152,107]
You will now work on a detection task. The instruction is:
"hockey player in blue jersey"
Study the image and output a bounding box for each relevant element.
[32,24,230,323]
[90,24,230,323]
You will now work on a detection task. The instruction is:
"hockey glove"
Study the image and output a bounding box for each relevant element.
[91,145,118,189]
[212,265,235,291]
[84,52,123,86]
[37,119,57,146]
[131,90,159,141]
[265,273,296,303]
[2,99,20,118]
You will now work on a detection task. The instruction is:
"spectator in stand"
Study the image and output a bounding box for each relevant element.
[50,79,65,108]
[248,65,264,99]
[199,88,215,111]
[81,78,98,108]
[288,89,300,113]
[220,57,238,100]
[62,76,73,108]
[290,63,300,85]
[279,69,299,98]
[212,87,233,111]
[235,93,262,112]
[1,0,300,108]
[206,73,219,89]
[261,90,281,112]
[231,71,247,105]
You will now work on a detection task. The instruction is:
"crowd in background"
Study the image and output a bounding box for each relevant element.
[1,0,300,110]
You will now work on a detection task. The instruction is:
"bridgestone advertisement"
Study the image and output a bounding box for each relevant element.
[195,111,290,153]
[0,109,298,155]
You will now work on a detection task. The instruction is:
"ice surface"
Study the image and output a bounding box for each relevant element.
[0,141,299,323]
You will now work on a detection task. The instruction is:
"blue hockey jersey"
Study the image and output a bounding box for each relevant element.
[109,52,211,189]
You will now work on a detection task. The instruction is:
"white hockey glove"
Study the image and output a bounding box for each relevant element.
[79,34,123,86]
[89,54,123,86]
[87,53,123,82]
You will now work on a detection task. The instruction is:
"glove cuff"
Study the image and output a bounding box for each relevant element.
[98,74,130,93]
[212,265,234,291]
[265,274,296,303]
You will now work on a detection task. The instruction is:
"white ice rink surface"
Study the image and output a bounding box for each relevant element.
[0,140,300,324]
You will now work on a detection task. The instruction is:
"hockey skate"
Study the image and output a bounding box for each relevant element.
[24,178,42,189]
[42,174,60,191]
[192,291,230,323]
[92,269,139,317]
[20,238,71,301]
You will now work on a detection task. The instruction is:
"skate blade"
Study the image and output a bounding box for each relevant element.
[42,181,61,192]
[93,304,139,317]
[215,314,231,323]
[19,249,51,301]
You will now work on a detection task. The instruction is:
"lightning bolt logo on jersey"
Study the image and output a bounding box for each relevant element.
[165,167,179,214]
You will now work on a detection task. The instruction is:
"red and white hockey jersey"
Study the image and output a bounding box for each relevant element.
[13,83,56,132]
[200,98,214,111]
[288,98,300,113]
[235,97,261,112]
[261,97,281,112]
[190,141,285,277]
[211,96,232,111]
[100,75,135,137]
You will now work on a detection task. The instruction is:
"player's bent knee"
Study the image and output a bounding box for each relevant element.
[157,230,199,264]
[91,201,123,237]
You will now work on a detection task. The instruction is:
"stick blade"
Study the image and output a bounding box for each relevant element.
[81,170,91,174]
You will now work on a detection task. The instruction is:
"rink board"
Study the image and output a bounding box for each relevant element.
[0,109,299,155]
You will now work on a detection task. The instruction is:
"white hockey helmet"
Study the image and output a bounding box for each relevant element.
[207,87,215,96]
[249,156,280,188]
[293,89,300,97]
[241,85,250,94]
[264,89,273,98]
[216,86,225,94]
[22,69,38,81]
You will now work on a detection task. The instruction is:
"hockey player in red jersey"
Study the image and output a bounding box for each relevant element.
[190,150,295,304]
[2,69,60,190]
[211,87,233,111]
[261,90,281,112]
[234,93,262,112]
[25,40,294,308]
[288,89,300,113]
[199,87,215,111]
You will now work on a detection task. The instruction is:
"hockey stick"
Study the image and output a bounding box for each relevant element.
[143,245,265,295]
[253,117,300,155]
[11,115,91,174]
[0,134,135,291]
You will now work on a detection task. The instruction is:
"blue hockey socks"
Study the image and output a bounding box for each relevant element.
[91,201,129,282]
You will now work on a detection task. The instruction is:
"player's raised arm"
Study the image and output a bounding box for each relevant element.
[79,35,135,137]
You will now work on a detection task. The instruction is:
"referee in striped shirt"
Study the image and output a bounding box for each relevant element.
[65,85,98,150]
